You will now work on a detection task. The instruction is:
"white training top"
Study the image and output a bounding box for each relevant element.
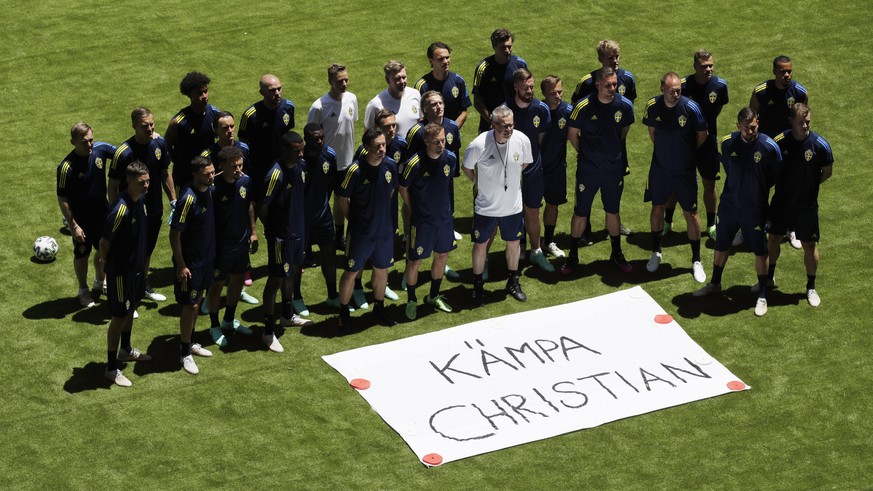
[463,129,532,217]
[307,91,359,170]
[364,87,422,137]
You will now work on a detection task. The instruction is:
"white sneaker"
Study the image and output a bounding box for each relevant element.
[754,298,768,317]
[190,343,213,357]
[105,369,132,387]
[692,261,707,283]
[646,252,662,273]
[78,288,96,308]
[144,288,166,302]
[546,242,565,258]
[263,333,284,353]
[751,277,776,293]
[453,230,463,241]
[732,230,744,247]
[693,282,721,297]
[180,355,199,374]
[788,231,802,249]
[133,309,139,319]
[807,289,821,307]
[279,314,313,327]
[384,285,399,301]
[118,348,152,362]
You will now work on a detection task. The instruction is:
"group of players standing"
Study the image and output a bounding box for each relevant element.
[55,28,833,386]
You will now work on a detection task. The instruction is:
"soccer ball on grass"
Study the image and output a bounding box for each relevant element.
[33,236,59,262]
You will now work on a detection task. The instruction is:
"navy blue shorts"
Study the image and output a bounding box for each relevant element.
[714,209,768,256]
[770,205,820,243]
[267,236,303,278]
[542,165,568,206]
[695,138,721,181]
[408,223,456,260]
[213,250,249,281]
[106,272,144,318]
[472,212,524,244]
[574,170,624,217]
[307,217,336,247]
[522,168,544,209]
[345,233,394,271]
[174,263,212,304]
[650,169,698,211]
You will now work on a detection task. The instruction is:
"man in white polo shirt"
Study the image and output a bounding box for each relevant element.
[364,60,422,137]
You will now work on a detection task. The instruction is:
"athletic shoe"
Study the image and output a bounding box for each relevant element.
[239,290,259,305]
[352,289,369,310]
[118,348,152,362]
[221,319,253,335]
[279,314,314,327]
[444,264,460,280]
[405,301,417,320]
[292,298,310,316]
[375,309,397,327]
[507,280,527,302]
[807,289,821,307]
[143,287,166,302]
[78,288,96,308]
[732,230,744,247]
[646,252,662,273]
[200,298,209,315]
[692,261,707,283]
[384,286,399,301]
[529,250,556,273]
[620,224,633,236]
[209,326,228,347]
[707,224,717,241]
[579,235,594,247]
[243,271,253,287]
[788,230,802,249]
[427,294,453,313]
[472,285,486,307]
[693,282,722,297]
[190,343,212,357]
[560,259,577,276]
[482,261,490,282]
[661,222,672,236]
[754,298,768,317]
[546,242,565,258]
[180,355,199,374]
[453,230,463,241]
[750,277,776,293]
[611,253,633,273]
[262,333,284,353]
[105,369,132,387]
[133,309,139,319]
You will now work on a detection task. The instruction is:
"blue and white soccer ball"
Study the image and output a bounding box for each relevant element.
[33,236,59,262]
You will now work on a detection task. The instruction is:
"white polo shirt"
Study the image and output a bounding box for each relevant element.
[307,91,359,170]
[463,129,532,217]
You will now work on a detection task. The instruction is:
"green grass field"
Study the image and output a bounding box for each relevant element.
[2,0,872,488]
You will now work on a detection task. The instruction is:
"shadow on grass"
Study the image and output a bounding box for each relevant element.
[671,285,806,319]
[64,362,113,393]
[23,297,86,321]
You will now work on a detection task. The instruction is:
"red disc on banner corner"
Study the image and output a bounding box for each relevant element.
[654,314,673,324]
[350,378,371,390]
[422,453,443,466]
[727,380,746,391]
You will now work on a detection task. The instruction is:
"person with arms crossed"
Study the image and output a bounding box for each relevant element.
[642,72,708,282]
[693,108,782,317]
[415,42,472,128]
[57,122,116,308]
[472,28,528,134]
[463,105,532,305]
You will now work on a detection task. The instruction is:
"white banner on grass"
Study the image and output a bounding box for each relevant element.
[323,286,749,466]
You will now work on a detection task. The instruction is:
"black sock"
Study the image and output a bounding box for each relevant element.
[569,236,580,260]
[209,312,220,327]
[474,274,484,288]
[223,304,237,323]
[544,225,556,245]
[180,342,191,357]
[429,278,443,299]
[407,282,417,302]
[326,282,338,299]
[690,239,701,263]
[120,331,132,352]
[264,314,275,335]
[706,212,716,229]
[807,275,816,290]
[610,235,622,256]
[757,275,768,298]
[584,218,592,237]
[665,207,676,224]
[339,304,350,319]
[768,263,777,281]
[652,231,663,253]
[374,299,385,312]
[712,264,724,285]
[354,277,363,290]
[282,301,293,319]
[107,351,117,371]
[507,270,519,285]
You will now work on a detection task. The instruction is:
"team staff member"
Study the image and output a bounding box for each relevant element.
[674,49,729,239]
[57,122,116,308]
[258,131,314,354]
[472,28,528,133]
[239,74,296,195]
[539,75,573,258]
[170,157,217,375]
[337,128,399,328]
[203,146,256,348]
[415,42,472,127]
[562,68,635,275]
[399,124,457,320]
[99,162,153,387]
[642,72,708,282]
[364,61,421,137]
[693,108,782,317]
[767,103,833,307]
[463,105,532,305]
[165,72,220,190]
[109,107,176,303]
